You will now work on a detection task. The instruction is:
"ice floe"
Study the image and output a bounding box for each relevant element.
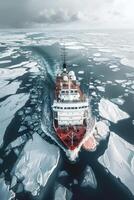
[109,65,118,69]
[0,93,29,147]
[110,98,125,106]
[0,60,11,64]
[0,178,15,200]
[11,133,60,196]
[0,48,17,59]
[93,53,101,57]
[66,45,84,50]
[0,68,27,80]
[115,80,126,84]
[0,81,21,99]
[121,58,134,68]
[93,57,109,62]
[8,61,29,69]
[96,86,105,92]
[59,171,68,178]
[98,48,113,53]
[83,120,109,151]
[78,71,84,74]
[98,98,129,123]
[126,72,134,78]
[0,80,9,88]
[8,135,26,149]
[54,184,72,200]
[95,121,110,140]
[98,132,134,195]
[81,166,97,189]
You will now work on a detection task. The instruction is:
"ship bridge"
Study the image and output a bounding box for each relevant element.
[52,100,89,126]
[53,69,89,126]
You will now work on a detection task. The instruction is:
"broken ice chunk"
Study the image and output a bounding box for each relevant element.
[98,98,129,123]
[9,136,26,148]
[59,171,68,178]
[0,178,15,200]
[95,120,110,140]
[11,133,60,196]
[81,166,97,189]
[110,98,125,106]
[96,86,105,92]
[0,81,21,99]
[78,71,84,74]
[98,132,134,195]
[120,58,134,68]
[54,184,72,200]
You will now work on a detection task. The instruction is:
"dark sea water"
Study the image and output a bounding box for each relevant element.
[0,29,134,200]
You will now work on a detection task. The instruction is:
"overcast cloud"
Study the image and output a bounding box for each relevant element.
[0,0,134,29]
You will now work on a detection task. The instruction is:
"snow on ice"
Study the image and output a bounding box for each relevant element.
[0,93,29,147]
[99,98,129,123]
[81,166,97,189]
[98,132,134,195]
[11,133,60,196]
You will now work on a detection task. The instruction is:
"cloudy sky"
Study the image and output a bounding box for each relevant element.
[0,0,134,29]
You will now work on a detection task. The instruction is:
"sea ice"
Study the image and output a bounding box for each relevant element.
[121,58,134,68]
[0,178,15,200]
[93,57,109,62]
[0,48,15,59]
[95,121,110,139]
[78,71,84,74]
[109,65,118,69]
[0,81,21,99]
[11,133,60,196]
[54,184,72,200]
[111,98,125,106]
[115,80,126,84]
[0,93,29,147]
[98,132,134,195]
[0,60,11,64]
[81,166,97,189]
[98,98,129,123]
[98,48,113,53]
[0,80,9,88]
[66,45,84,50]
[0,67,27,80]
[126,72,134,78]
[93,53,101,57]
[9,136,26,149]
[8,61,29,69]
[59,171,68,178]
[96,86,105,92]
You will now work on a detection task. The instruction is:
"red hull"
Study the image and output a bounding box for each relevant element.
[54,122,86,150]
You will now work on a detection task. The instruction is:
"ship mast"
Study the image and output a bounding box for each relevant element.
[62,44,67,72]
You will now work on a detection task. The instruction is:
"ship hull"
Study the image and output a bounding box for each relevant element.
[54,120,86,150]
